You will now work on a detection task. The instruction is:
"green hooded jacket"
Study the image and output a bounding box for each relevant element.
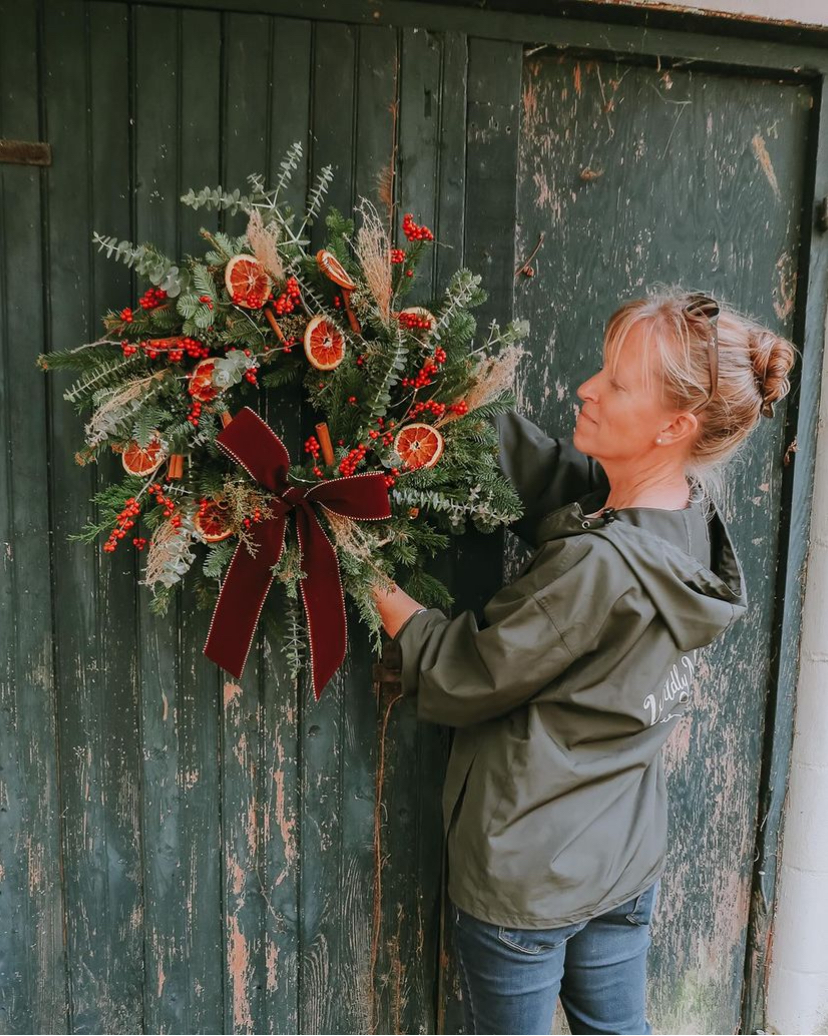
[392,409,747,928]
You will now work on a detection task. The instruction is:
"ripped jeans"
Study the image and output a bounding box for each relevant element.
[452,879,660,1035]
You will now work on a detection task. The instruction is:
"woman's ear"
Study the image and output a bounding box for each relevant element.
[658,410,699,447]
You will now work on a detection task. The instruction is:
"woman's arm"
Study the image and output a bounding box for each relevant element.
[381,538,641,728]
[492,410,608,548]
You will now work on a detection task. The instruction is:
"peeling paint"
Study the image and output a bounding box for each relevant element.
[752,133,782,200]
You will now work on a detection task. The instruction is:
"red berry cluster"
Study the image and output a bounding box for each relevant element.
[410,399,447,420]
[199,294,214,311]
[149,482,181,527]
[356,354,365,367]
[402,347,446,389]
[402,213,434,242]
[272,277,302,315]
[304,435,322,476]
[398,311,433,331]
[242,349,258,384]
[338,442,368,477]
[132,536,148,551]
[448,400,469,416]
[121,336,209,361]
[139,287,168,310]
[104,496,141,553]
[187,399,203,426]
[242,508,263,530]
[390,248,406,265]
[120,307,134,323]
[231,288,271,309]
[382,466,401,489]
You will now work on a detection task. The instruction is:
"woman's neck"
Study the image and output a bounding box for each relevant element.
[600,461,691,512]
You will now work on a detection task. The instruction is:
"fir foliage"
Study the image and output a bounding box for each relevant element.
[41,141,531,686]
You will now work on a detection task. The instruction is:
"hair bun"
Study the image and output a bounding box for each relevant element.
[749,327,796,418]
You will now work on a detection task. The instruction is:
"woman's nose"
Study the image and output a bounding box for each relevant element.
[577,374,599,402]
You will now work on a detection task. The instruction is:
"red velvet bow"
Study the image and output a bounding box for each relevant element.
[203,407,392,698]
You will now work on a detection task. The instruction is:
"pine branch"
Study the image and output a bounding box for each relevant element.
[63,354,147,405]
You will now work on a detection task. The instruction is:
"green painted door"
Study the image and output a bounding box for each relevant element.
[0,2,821,1034]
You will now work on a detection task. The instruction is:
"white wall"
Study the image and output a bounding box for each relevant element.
[604,0,828,27]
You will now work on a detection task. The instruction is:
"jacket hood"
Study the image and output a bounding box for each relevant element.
[535,489,748,651]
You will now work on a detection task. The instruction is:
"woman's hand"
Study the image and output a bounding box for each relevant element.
[370,579,426,639]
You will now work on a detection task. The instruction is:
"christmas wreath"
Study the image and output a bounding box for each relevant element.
[38,142,529,697]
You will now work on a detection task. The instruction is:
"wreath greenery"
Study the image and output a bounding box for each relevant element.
[38,142,529,679]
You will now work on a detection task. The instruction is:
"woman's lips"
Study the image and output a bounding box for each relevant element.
[578,409,596,424]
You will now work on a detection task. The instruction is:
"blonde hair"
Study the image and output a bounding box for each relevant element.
[604,285,798,498]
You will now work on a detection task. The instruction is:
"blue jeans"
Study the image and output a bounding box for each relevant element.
[452,879,660,1035]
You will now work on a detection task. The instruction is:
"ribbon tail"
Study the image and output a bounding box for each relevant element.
[204,516,285,679]
[295,507,347,700]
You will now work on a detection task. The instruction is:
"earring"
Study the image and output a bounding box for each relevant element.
[656,437,663,444]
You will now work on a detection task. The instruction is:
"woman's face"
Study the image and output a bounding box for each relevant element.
[573,321,682,463]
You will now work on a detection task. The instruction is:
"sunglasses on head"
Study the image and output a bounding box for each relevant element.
[682,292,720,407]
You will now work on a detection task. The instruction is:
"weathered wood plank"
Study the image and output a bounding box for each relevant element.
[176,9,226,1033]
[372,24,450,1036]
[435,38,524,1035]
[133,7,213,1031]
[515,50,811,1035]
[298,22,359,1035]
[219,13,281,1033]
[742,74,828,1035]
[0,3,66,1032]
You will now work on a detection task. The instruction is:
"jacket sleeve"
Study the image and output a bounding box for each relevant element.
[392,538,636,728]
[491,410,608,548]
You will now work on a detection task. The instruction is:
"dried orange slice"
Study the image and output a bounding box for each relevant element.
[189,358,218,402]
[194,499,234,543]
[304,315,346,370]
[224,254,272,309]
[316,249,355,290]
[393,422,444,470]
[121,433,166,476]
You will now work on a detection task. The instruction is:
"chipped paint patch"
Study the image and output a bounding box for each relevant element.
[224,681,243,707]
[751,133,781,200]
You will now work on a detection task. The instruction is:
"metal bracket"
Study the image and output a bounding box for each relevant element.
[0,139,52,166]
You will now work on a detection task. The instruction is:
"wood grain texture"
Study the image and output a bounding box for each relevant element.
[516,51,811,1035]
[0,3,66,1033]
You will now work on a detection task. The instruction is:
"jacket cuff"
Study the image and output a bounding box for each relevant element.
[391,607,449,696]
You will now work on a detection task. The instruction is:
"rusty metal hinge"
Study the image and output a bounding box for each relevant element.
[0,139,51,166]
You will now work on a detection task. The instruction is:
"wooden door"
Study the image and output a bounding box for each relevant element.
[513,51,811,1036]
[1,2,824,1034]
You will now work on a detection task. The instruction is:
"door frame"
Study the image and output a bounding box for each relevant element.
[87,0,828,1028]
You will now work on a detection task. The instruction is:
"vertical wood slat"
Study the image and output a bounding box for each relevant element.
[177,8,226,1033]
[87,4,145,1031]
[132,7,220,1032]
[372,25,450,1036]
[220,12,292,1034]
[256,18,314,1034]
[299,22,359,1035]
[440,36,524,1035]
[0,2,66,1033]
[742,73,828,1035]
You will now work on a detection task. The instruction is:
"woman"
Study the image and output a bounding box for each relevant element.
[370,288,796,1036]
